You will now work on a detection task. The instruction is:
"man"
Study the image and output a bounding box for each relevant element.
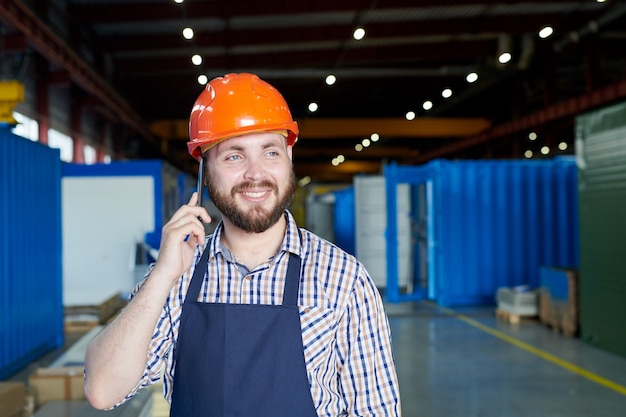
[84,73,401,416]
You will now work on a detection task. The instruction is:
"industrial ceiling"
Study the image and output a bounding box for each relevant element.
[2,0,626,183]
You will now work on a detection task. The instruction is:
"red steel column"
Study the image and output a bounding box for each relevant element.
[71,101,85,164]
[35,54,49,145]
[96,121,108,163]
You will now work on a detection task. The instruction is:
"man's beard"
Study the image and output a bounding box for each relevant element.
[207,170,297,233]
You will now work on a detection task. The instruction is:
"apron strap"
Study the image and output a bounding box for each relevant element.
[281,253,301,307]
[186,243,211,303]
[185,229,303,306]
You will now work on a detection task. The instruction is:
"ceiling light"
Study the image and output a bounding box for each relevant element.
[371,133,379,142]
[422,100,433,111]
[362,138,371,147]
[182,27,194,40]
[466,72,478,83]
[541,146,550,155]
[308,102,318,113]
[524,150,533,158]
[197,74,208,85]
[298,176,311,187]
[497,33,512,65]
[174,0,184,3]
[332,157,339,166]
[498,52,512,64]
[191,54,202,65]
[405,111,416,121]
[353,27,366,40]
[539,26,554,39]
[558,142,568,151]
[528,132,537,141]
[325,74,336,85]
[442,88,452,98]
[355,144,363,151]
[337,155,345,163]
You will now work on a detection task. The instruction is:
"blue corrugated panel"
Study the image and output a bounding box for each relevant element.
[333,187,355,256]
[0,126,63,379]
[384,158,579,305]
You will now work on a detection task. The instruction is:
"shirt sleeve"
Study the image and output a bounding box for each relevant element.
[335,265,402,416]
[109,263,178,407]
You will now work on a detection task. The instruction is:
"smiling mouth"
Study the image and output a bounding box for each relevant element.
[234,181,277,198]
[242,190,269,198]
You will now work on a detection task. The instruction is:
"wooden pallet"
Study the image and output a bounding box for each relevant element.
[539,291,578,338]
[539,310,578,337]
[495,308,537,324]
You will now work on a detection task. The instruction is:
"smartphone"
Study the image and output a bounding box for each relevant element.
[196,156,205,208]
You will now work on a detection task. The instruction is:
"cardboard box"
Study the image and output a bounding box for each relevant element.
[28,366,84,407]
[0,382,25,417]
[539,267,579,337]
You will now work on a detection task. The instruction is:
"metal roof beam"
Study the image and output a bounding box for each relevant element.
[150,117,491,141]
[412,77,626,162]
[0,0,154,142]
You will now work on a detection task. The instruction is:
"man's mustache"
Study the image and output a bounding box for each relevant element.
[232,181,277,195]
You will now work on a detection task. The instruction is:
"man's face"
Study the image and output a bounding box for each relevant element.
[205,132,297,233]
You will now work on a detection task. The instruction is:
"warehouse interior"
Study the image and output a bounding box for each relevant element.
[1,0,626,416]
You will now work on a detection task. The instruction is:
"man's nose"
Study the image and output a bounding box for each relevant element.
[243,158,264,181]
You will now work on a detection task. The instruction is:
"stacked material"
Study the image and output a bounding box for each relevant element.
[495,286,539,324]
[27,326,154,417]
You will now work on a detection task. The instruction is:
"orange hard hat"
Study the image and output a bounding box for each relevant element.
[187,73,299,160]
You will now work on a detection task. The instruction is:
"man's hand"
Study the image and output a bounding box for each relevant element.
[151,192,211,287]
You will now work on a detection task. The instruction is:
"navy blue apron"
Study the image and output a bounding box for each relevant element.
[169,245,318,417]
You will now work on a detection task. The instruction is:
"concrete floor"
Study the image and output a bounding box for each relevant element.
[387,301,626,417]
[8,301,626,417]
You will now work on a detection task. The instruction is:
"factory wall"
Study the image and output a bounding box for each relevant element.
[576,100,626,358]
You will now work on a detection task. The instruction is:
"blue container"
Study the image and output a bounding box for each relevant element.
[332,186,355,256]
[61,160,196,306]
[384,158,579,305]
[0,125,63,379]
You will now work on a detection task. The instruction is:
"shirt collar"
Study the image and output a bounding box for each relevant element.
[281,210,303,257]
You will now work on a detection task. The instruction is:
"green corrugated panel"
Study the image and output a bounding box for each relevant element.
[576,101,626,358]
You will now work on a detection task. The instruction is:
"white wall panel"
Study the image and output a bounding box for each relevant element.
[354,176,412,288]
[62,176,155,305]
